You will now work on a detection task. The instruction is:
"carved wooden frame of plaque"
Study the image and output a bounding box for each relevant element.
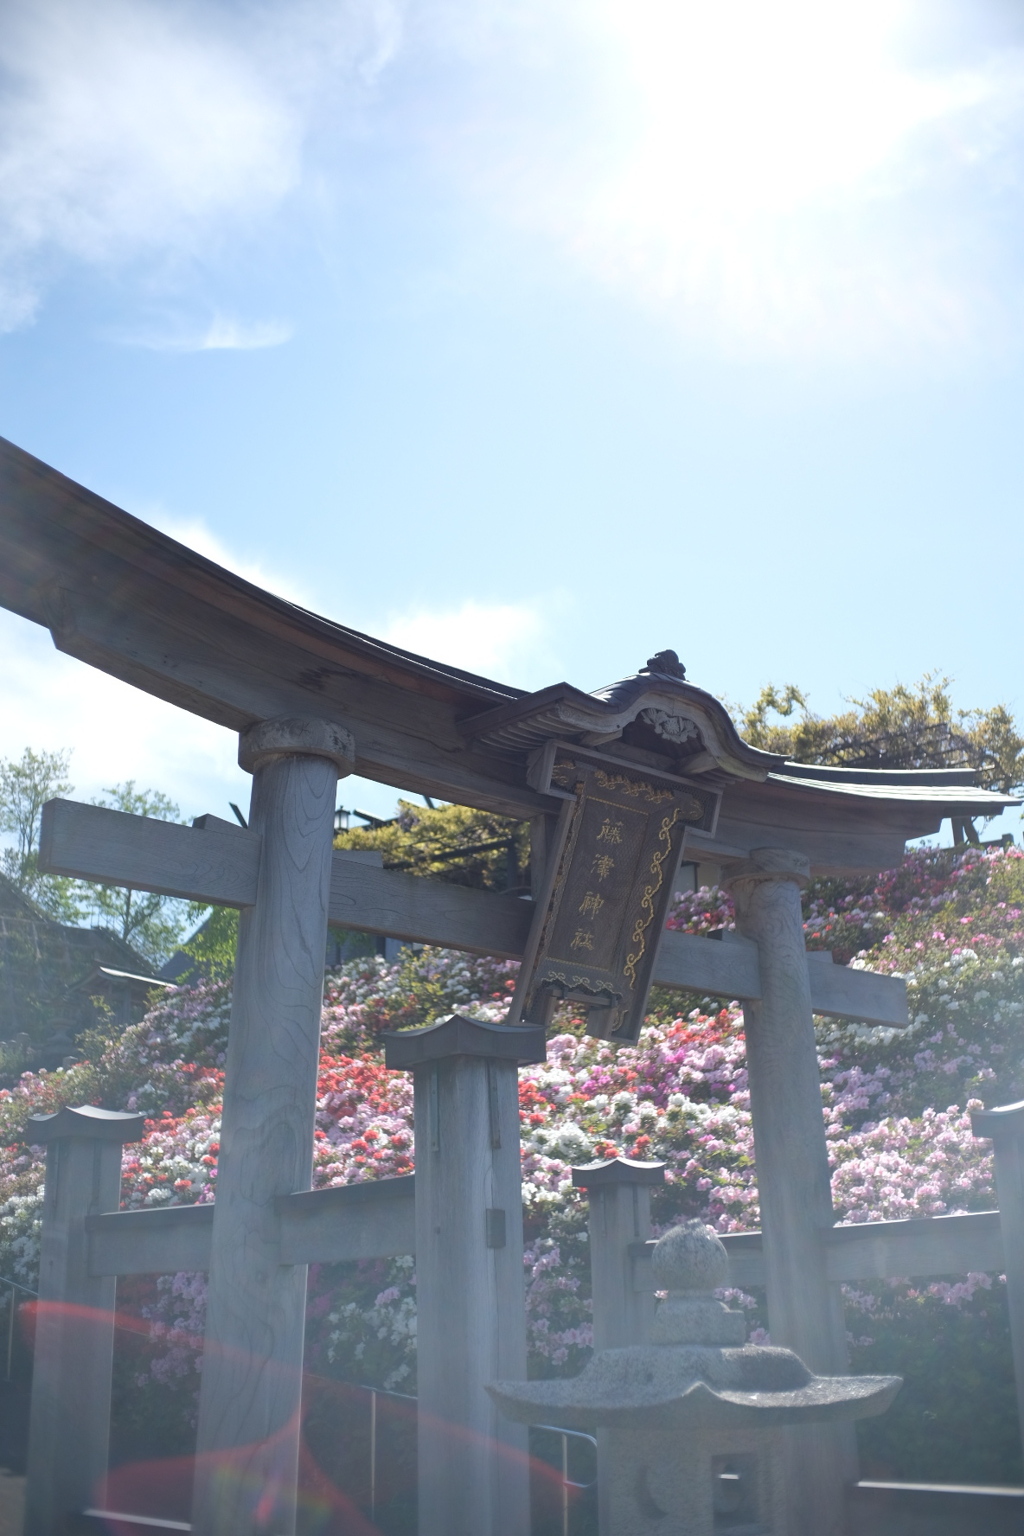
[510,752,720,1043]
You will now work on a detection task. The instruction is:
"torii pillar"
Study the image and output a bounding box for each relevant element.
[725,848,855,1536]
[191,716,354,1536]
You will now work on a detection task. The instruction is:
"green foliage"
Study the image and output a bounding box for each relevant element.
[336,800,529,892]
[0,754,207,1040]
[0,915,78,1043]
[0,755,197,963]
[740,675,1024,797]
[988,851,1024,908]
[0,747,84,921]
[850,1279,1021,1484]
[177,905,239,981]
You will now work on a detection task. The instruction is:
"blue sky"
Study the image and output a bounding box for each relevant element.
[1,0,1023,833]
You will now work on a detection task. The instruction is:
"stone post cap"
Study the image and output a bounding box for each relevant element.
[971,1099,1024,1143]
[28,1104,147,1145]
[238,716,356,774]
[724,846,810,890]
[383,1014,547,1070]
[571,1156,666,1189]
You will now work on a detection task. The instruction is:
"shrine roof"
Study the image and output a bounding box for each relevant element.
[769,766,1011,812]
[0,434,1017,852]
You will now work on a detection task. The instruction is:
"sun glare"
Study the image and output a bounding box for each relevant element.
[608,1,975,207]
[540,0,1010,352]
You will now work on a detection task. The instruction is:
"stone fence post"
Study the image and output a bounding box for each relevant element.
[23,1104,145,1536]
[384,1014,545,1536]
[971,1099,1024,1470]
[572,1155,665,1536]
[571,1156,665,1350]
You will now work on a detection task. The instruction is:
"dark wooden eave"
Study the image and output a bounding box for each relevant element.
[0,435,1016,865]
[0,435,545,817]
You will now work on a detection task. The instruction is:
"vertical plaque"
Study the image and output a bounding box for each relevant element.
[511,753,718,1042]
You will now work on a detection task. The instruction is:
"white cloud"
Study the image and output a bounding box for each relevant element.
[383,599,548,682]
[0,0,401,330]
[3,0,1024,360]
[0,608,250,824]
[121,314,295,353]
[134,508,314,609]
[548,0,1024,357]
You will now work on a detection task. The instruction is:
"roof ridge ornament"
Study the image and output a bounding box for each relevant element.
[640,649,687,681]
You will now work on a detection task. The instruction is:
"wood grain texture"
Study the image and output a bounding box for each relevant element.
[653,929,761,999]
[728,854,853,1536]
[44,581,549,819]
[413,1056,530,1536]
[191,748,338,1536]
[24,1136,125,1536]
[329,859,533,957]
[40,798,260,906]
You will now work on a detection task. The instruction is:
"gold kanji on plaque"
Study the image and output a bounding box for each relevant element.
[508,752,719,1043]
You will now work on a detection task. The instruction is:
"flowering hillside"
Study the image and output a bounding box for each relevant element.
[1,844,1023,1481]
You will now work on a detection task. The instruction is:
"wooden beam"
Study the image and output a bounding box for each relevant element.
[652,930,760,1000]
[86,1179,417,1276]
[822,1210,1004,1282]
[40,799,260,907]
[329,858,533,958]
[40,796,908,1026]
[276,1178,415,1264]
[805,950,909,1030]
[630,1211,1004,1293]
[87,1204,214,1276]
[90,1191,1002,1299]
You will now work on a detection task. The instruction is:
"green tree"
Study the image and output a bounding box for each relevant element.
[740,675,1024,798]
[0,747,85,921]
[335,799,529,892]
[83,782,196,963]
[177,905,239,981]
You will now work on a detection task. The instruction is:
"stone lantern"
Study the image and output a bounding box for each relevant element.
[489,1220,900,1535]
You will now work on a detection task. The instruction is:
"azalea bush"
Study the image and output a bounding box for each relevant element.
[1,843,1023,1480]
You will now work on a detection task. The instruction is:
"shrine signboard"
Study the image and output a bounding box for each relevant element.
[511,746,719,1041]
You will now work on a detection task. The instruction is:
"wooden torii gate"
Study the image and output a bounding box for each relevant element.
[0,436,1014,1536]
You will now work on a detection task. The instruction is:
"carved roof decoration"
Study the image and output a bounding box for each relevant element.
[460,670,785,781]
[0,432,1017,860]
